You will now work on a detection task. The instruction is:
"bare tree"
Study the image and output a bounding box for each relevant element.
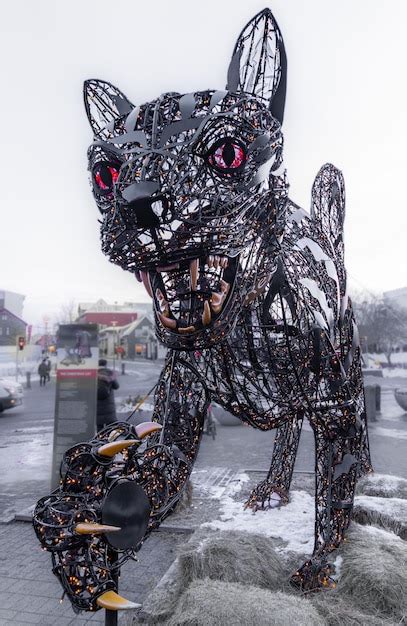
[54,300,78,326]
[352,293,407,365]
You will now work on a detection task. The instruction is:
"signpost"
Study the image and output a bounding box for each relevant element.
[51,323,99,490]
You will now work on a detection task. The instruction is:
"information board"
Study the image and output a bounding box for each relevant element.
[51,323,99,489]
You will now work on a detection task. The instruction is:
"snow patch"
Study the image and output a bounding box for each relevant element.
[355,494,407,520]
[370,426,407,441]
[202,490,314,555]
[359,473,407,495]
[383,368,407,378]
[356,523,405,545]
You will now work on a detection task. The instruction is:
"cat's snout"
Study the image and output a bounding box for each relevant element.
[119,191,170,230]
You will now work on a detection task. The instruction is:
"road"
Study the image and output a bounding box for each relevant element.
[0,362,407,522]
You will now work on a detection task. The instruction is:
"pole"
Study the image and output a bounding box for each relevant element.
[15,338,19,382]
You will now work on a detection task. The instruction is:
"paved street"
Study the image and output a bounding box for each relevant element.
[0,362,407,624]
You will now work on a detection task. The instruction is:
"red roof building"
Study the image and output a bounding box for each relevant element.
[77,311,138,328]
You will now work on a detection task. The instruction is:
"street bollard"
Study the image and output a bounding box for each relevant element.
[364,385,377,421]
[121,362,125,376]
[26,372,31,389]
[375,384,381,412]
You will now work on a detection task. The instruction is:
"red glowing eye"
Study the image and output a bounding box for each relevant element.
[208,140,246,172]
[93,163,120,193]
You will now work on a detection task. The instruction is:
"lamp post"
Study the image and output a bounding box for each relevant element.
[111,321,118,372]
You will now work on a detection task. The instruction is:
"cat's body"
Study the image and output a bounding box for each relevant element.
[33,9,371,612]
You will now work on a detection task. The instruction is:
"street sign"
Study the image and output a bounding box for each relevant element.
[51,323,99,489]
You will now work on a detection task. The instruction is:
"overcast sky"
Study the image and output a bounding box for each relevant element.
[1,0,406,329]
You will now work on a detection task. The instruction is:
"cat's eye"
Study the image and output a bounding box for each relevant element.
[206,138,246,174]
[92,162,120,195]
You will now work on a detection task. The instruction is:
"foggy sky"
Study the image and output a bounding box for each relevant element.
[1,0,406,328]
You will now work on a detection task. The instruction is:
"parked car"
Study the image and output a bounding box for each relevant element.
[0,378,24,413]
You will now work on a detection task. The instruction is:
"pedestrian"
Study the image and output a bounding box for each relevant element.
[97,358,120,431]
[45,357,52,382]
[38,359,48,387]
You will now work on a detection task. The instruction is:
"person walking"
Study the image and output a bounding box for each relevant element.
[97,358,120,431]
[38,359,48,387]
[45,357,52,382]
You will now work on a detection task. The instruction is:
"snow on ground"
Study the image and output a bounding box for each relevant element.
[192,470,250,500]
[356,522,405,546]
[368,352,407,365]
[371,426,407,441]
[203,490,315,555]
[355,494,407,521]
[0,360,40,377]
[359,473,407,496]
[383,367,407,378]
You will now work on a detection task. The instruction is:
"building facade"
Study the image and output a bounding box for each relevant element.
[0,308,27,347]
[98,315,164,359]
[0,290,25,319]
[76,299,152,330]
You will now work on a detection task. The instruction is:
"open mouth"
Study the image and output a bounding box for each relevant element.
[139,255,238,337]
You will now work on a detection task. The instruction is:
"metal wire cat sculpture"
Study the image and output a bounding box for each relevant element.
[33,8,372,613]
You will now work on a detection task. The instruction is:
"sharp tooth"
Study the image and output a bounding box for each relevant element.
[208,255,214,268]
[190,259,199,291]
[220,279,230,294]
[257,273,271,290]
[178,325,196,334]
[210,292,225,314]
[211,292,223,306]
[220,257,228,268]
[140,271,153,298]
[156,289,169,316]
[202,300,211,326]
[135,270,142,282]
[213,256,220,269]
[159,312,177,329]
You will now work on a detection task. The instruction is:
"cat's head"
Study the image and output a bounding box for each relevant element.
[85,9,288,351]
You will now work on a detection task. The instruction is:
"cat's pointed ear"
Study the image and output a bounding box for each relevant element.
[83,79,134,137]
[226,8,287,124]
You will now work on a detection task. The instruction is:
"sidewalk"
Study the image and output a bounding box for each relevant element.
[1,380,407,625]
[0,523,183,625]
[0,426,277,625]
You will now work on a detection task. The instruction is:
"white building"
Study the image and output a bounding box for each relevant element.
[0,290,25,318]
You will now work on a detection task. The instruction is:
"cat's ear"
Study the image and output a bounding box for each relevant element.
[83,79,134,137]
[226,8,287,124]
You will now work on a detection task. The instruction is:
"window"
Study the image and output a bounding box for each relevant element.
[6,327,9,335]
[1,315,6,321]
[0,328,2,335]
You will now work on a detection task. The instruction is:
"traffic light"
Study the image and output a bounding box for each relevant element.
[18,336,26,351]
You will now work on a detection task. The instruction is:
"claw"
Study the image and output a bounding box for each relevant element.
[75,523,121,535]
[97,440,138,457]
[178,325,196,334]
[96,590,141,610]
[135,422,162,439]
